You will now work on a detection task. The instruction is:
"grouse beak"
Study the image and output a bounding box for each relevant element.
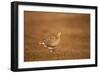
[57,32,61,37]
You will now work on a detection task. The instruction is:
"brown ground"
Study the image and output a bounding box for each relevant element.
[24,11,90,62]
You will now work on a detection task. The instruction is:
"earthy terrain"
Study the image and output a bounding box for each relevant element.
[24,11,90,62]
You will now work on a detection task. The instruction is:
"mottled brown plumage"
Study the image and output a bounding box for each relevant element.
[40,32,61,52]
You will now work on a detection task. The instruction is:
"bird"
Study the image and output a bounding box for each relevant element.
[39,32,61,53]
